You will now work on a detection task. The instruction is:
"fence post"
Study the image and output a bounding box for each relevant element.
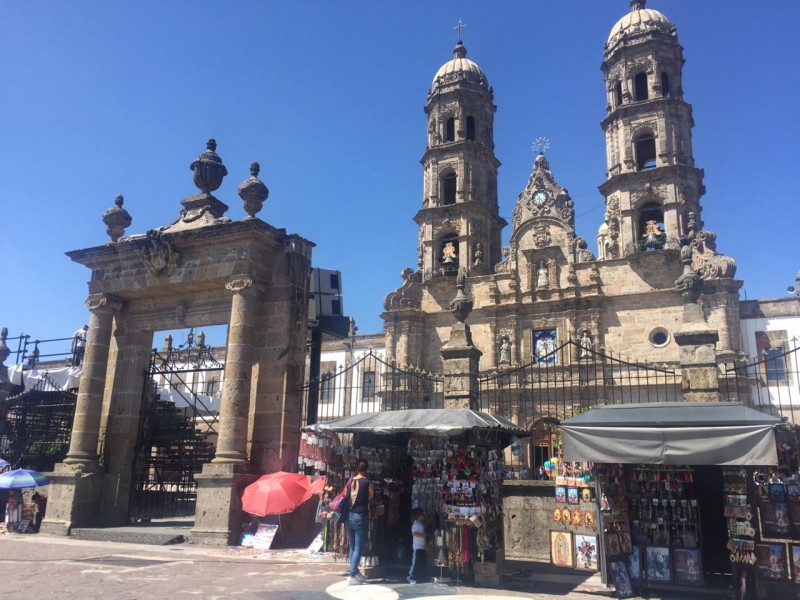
[441,270,482,410]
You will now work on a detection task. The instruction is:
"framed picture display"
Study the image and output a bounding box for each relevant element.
[575,534,598,570]
[606,532,622,558]
[791,504,800,537]
[555,485,567,504]
[755,543,787,581]
[610,560,634,598]
[790,544,800,584]
[567,487,579,505]
[581,487,593,503]
[769,483,786,502]
[619,532,633,555]
[761,502,791,537]
[625,546,642,581]
[551,530,574,567]
[787,484,800,503]
[674,548,703,585]
[645,546,672,582]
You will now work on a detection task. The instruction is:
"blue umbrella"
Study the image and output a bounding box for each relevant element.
[0,458,9,468]
[0,469,50,489]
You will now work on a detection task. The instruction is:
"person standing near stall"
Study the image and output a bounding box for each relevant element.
[346,459,374,586]
[408,508,428,584]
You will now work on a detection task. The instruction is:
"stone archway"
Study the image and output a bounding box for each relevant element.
[42,141,313,545]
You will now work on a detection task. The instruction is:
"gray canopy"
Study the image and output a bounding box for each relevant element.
[306,409,528,446]
[561,402,782,466]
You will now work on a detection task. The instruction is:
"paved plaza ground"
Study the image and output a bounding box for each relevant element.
[0,531,735,600]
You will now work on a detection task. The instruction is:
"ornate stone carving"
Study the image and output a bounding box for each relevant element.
[535,260,549,289]
[494,246,511,274]
[574,237,596,263]
[690,229,737,280]
[142,231,181,276]
[433,217,459,237]
[238,162,269,219]
[578,330,594,359]
[675,236,703,302]
[0,327,10,368]
[383,268,422,311]
[510,153,576,242]
[84,293,121,313]
[449,268,473,323]
[498,335,511,365]
[225,277,254,293]
[533,222,551,248]
[102,194,132,243]
[473,242,483,265]
[191,138,228,194]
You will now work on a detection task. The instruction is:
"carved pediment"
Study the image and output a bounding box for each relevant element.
[142,231,181,276]
[383,268,423,311]
[511,154,575,240]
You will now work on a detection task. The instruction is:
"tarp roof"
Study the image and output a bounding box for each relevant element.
[561,402,782,466]
[306,409,528,446]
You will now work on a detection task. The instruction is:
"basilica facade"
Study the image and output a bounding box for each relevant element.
[382,1,740,374]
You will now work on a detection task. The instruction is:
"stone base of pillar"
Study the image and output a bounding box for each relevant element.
[674,325,720,403]
[442,322,482,411]
[191,463,257,546]
[39,462,103,535]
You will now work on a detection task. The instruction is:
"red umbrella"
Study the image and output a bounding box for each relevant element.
[241,472,311,517]
[302,476,327,503]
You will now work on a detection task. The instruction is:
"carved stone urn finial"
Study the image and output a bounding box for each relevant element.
[190,138,228,195]
[102,194,133,243]
[0,327,9,365]
[675,235,703,303]
[449,268,474,323]
[238,161,270,220]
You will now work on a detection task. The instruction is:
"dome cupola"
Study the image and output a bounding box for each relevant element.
[607,1,675,49]
[431,41,488,91]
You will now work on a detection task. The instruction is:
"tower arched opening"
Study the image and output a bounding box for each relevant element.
[442,172,457,205]
[634,131,657,171]
[638,202,666,250]
[634,72,649,101]
[445,117,455,142]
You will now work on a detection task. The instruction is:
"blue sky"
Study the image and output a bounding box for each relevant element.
[1,1,798,349]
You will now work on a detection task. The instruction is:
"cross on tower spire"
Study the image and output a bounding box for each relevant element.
[454,20,466,43]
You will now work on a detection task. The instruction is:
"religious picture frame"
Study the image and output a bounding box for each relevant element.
[788,485,800,503]
[625,546,642,581]
[619,531,633,555]
[567,487,579,505]
[551,530,574,568]
[674,548,703,585]
[610,560,634,598]
[790,544,800,584]
[532,329,558,365]
[606,532,622,558]
[574,534,598,570]
[790,503,800,537]
[645,546,672,582]
[755,543,787,581]
[555,486,567,504]
[760,501,791,537]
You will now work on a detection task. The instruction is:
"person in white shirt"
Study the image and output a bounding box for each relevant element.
[408,508,428,584]
[72,325,88,366]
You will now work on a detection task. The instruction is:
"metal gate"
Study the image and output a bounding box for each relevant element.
[479,340,680,475]
[129,339,222,521]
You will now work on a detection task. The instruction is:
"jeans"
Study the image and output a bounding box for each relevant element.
[409,548,427,581]
[347,512,368,578]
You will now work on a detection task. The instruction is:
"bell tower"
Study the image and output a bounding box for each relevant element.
[415,29,504,281]
[597,1,704,259]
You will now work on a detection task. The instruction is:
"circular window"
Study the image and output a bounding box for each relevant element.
[649,328,670,348]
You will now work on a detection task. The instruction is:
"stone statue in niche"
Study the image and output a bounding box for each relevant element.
[536,260,549,289]
[442,242,457,264]
[498,337,511,365]
[473,243,483,265]
[579,330,594,359]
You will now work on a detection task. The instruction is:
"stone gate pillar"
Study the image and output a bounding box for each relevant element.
[674,237,720,402]
[41,293,121,535]
[441,271,481,410]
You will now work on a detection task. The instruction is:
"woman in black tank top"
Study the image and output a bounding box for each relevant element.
[346,458,374,584]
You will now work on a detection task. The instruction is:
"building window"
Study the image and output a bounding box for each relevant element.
[661,72,670,97]
[205,378,219,395]
[362,370,375,401]
[635,133,657,170]
[639,202,666,250]
[649,328,670,348]
[764,348,788,382]
[320,371,334,403]
[442,173,457,205]
[445,117,455,142]
[466,116,475,140]
[614,81,623,107]
[634,72,649,101]
[533,329,558,365]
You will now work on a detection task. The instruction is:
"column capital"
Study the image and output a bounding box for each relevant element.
[84,293,122,313]
[225,276,264,294]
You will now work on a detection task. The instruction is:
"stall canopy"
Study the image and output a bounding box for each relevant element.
[561,402,782,466]
[307,409,528,446]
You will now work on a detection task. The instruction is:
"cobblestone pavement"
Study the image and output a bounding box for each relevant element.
[0,534,714,600]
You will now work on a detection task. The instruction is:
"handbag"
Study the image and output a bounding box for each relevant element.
[330,477,353,522]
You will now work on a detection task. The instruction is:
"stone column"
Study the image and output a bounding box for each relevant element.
[213,276,257,464]
[64,293,121,466]
[674,238,720,403]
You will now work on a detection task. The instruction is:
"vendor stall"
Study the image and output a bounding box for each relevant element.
[560,402,784,599]
[306,408,526,585]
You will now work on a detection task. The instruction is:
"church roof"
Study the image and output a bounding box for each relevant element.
[432,41,488,90]
[608,1,674,46]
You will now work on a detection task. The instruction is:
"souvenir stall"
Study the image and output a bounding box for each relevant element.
[306,409,526,585]
[560,402,782,599]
